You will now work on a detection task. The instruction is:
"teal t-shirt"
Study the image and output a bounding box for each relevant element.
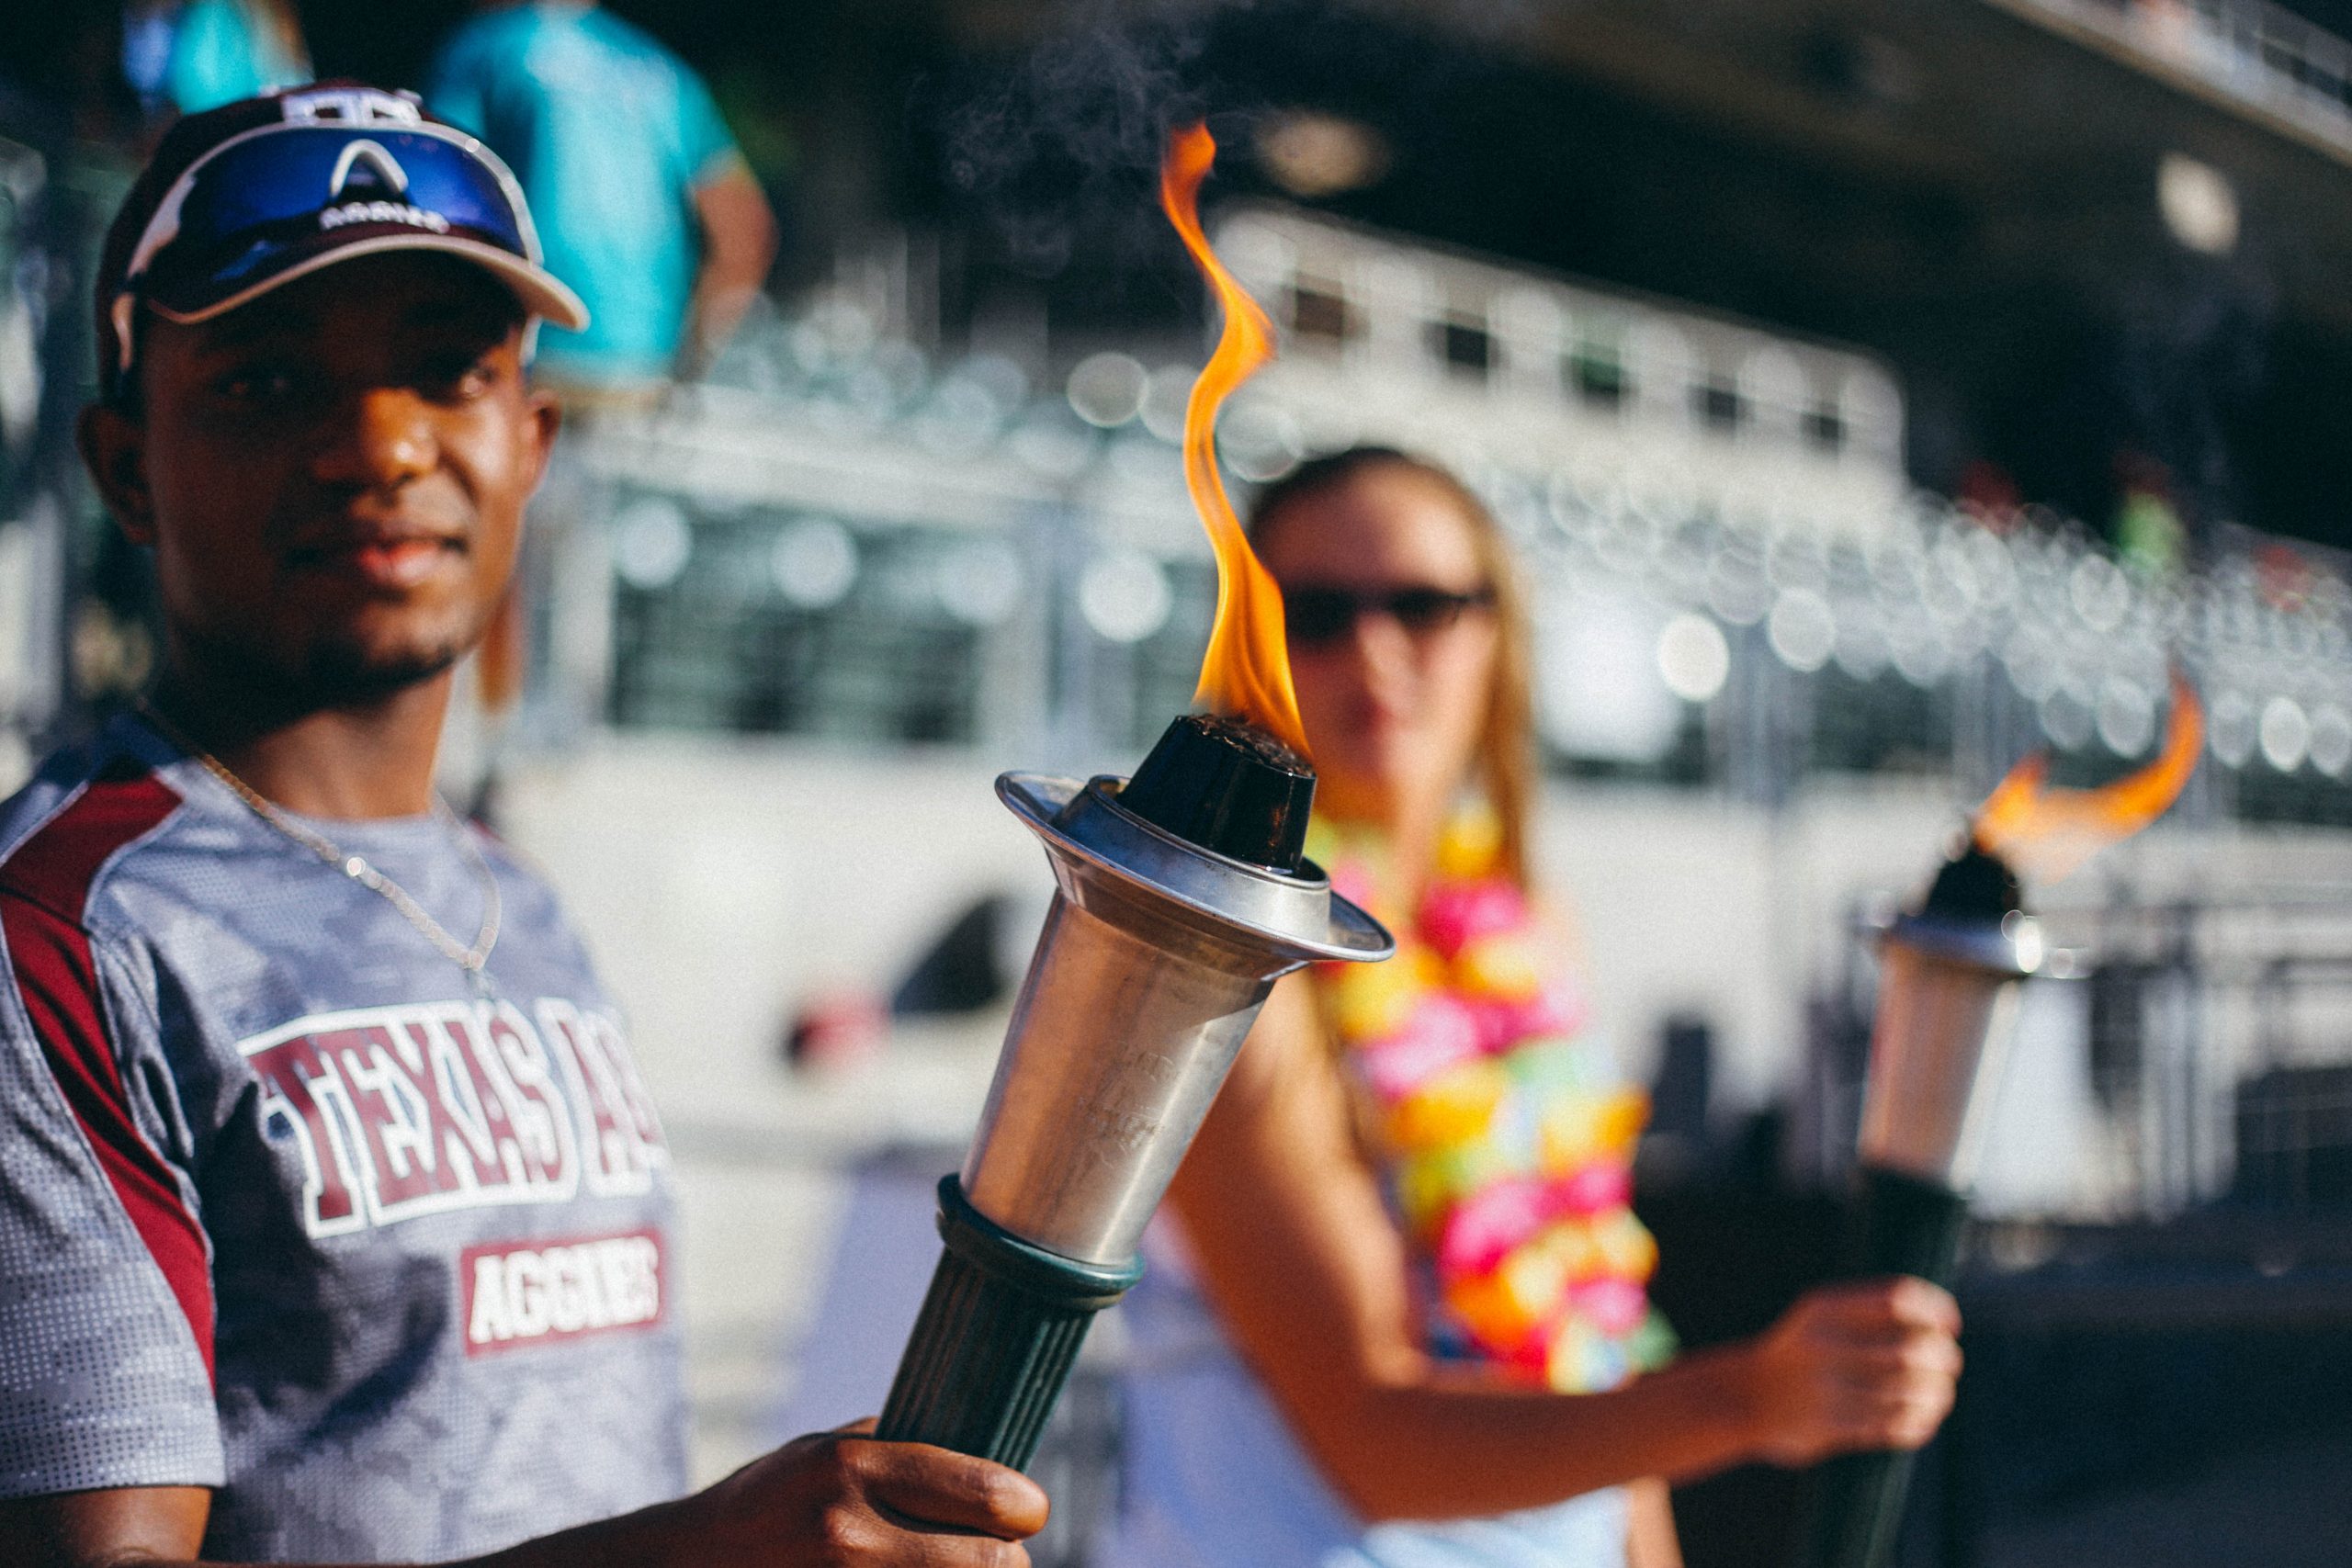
[166,0,309,115]
[426,3,743,385]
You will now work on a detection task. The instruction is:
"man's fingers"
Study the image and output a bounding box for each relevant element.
[867,1522,1034,1568]
[861,1497,1046,1562]
[813,1494,1034,1568]
[853,1440,1051,1540]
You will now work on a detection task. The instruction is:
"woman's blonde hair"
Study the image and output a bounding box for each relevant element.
[1247,447,1539,890]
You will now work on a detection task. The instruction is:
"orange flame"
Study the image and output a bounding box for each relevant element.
[1159,122,1312,759]
[1973,671,2204,886]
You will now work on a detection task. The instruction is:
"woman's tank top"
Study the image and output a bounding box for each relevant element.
[1099,1224,1631,1568]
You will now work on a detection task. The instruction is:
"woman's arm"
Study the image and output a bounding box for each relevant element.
[1165,976,1962,1525]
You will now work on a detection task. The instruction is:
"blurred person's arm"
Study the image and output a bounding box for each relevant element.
[1165,976,1963,1525]
[0,1429,1046,1567]
[679,161,776,381]
[670,61,775,383]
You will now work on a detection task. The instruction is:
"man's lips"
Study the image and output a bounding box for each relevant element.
[287,528,467,591]
[347,537,458,590]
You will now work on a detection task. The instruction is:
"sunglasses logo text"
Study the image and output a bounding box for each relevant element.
[320,201,451,235]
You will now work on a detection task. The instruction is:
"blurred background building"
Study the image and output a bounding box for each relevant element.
[6,1,2352,1562]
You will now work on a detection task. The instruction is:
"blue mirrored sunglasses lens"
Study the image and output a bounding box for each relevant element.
[157,127,526,290]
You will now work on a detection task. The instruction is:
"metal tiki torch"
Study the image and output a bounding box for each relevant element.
[874,713,1393,1467]
[1794,842,2043,1568]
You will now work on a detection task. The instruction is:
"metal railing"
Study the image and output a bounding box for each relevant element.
[577,293,2352,828]
[1992,0,2352,159]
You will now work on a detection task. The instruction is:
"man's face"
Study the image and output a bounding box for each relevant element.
[83,253,559,705]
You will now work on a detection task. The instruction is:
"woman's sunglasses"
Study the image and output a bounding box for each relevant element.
[1282,583,1498,647]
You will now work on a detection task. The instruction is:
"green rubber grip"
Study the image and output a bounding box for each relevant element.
[875,1177,1145,1471]
[1841,1165,1968,1284]
[1792,1166,1969,1568]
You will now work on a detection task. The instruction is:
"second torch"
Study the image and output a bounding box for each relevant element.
[1795,845,2043,1568]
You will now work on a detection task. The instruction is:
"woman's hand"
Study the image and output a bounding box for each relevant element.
[1733,1277,1963,1468]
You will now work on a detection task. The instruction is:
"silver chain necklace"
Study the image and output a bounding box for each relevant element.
[138,701,503,987]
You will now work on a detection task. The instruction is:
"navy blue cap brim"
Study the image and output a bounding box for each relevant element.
[146,228,589,334]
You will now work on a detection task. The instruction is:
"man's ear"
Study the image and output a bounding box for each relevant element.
[522,386,561,493]
[77,402,157,547]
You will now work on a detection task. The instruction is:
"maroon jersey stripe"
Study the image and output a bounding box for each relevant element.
[0,760,211,1379]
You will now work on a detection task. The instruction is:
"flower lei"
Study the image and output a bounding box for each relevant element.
[1310,807,1676,1393]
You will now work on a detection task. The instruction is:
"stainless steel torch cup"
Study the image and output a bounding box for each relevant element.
[1796,894,2042,1568]
[876,769,1391,1468]
[1860,908,2044,1195]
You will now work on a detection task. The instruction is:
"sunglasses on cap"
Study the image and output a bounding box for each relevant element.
[110,114,584,379]
[1282,583,1498,647]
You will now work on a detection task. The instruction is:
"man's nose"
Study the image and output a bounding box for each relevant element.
[311,387,436,491]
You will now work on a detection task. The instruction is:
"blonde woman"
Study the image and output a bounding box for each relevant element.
[1103,448,1962,1568]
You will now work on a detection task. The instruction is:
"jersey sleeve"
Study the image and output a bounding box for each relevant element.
[673,61,745,190]
[0,897,222,1499]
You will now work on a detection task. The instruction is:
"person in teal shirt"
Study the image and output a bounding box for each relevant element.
[165,0,310,115]
[426,0,776,395]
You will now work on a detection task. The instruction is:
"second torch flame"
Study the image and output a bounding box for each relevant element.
[1160,122,1314,760]
[1973,671,2205,884]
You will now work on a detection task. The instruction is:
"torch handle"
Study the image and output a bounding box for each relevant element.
[876,1177,1144,1471]
[1792,1166,1970,1568]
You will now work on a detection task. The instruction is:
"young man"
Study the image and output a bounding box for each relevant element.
[0,85,1043,1566]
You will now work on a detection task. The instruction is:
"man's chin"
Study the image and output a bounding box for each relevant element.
[178,620,473,713]
[300,637,468,704]
[298,599,491,699]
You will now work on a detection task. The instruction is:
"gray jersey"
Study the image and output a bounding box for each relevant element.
[0,714,686,1561]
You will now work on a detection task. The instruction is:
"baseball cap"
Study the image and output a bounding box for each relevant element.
[96,82,589,404]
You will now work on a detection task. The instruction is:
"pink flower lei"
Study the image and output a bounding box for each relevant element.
[1309,806,1675,1392]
